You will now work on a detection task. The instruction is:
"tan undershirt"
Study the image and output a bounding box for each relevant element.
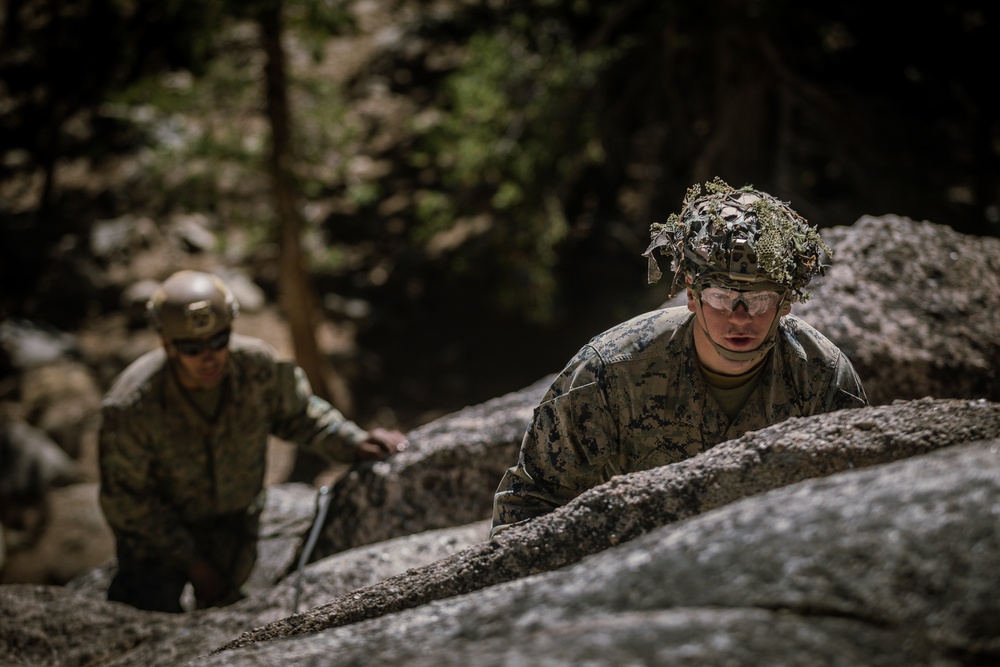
[701,362,766,420]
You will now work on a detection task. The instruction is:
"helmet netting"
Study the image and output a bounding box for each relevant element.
[643,178,830,300]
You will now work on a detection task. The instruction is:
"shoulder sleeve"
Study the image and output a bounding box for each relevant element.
[779,316,869,415]
[824,351,869,412]
[491,345,618,536]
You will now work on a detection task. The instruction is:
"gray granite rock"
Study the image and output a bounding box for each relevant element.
[800,214,1000,405]
[306,375,552,560]
[0,418,83,550]
[219,397,1000,651]
[4,396,1000,667]
[204,437,1000,667]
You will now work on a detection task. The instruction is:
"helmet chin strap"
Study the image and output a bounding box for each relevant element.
[694,293,791,364]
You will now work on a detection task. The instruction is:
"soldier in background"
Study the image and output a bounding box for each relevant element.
[492,179,868,537]
[99,270,408,612]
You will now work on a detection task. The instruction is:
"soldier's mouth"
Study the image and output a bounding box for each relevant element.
[199,365,224,380]
[724,335,757,348]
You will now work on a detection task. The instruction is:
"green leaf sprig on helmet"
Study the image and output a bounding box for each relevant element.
[643,178,831,301]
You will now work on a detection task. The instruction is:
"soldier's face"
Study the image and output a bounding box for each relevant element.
[687,287,785,374]
[167,329,231,390]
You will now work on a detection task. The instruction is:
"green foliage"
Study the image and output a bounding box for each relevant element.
[109,20,261,152]
[292,75,354,197]
[286,0,358,61]
[412,190,457,241]
[105,3,356,262]
[310,242,350,272]
[410,20,619,322]
[347,181,383,208]
[106,31,264,219]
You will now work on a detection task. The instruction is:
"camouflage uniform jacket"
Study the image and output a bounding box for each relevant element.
[491,306,867,535]
[99,333,368,567]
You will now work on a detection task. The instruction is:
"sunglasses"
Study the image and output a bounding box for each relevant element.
[173,329,231,356]
[698,287,783,317]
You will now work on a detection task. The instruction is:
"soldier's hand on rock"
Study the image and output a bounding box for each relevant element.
[356,427,409,460]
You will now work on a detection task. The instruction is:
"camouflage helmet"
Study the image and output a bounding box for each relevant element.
[642,178,831,300]
[147,270,239,340]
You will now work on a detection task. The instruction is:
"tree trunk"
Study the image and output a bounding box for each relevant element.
[258,0,346,483]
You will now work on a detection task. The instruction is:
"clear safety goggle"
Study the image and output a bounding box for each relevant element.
[697,287,784,317]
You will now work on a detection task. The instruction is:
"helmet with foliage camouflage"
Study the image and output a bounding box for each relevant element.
[147,270,239,340]
[642,178,830,301]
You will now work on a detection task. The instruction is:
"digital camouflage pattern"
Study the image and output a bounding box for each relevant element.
[99,333,367,569]
[491,307,867,535]
[643,178,831,300]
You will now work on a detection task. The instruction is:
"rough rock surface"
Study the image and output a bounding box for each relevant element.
[204,438,1000,666]
[801,215,1000,405]
[219,397,1000,651]
[306,375,552,560]
[1,398,999,665]
[1,522,487,666]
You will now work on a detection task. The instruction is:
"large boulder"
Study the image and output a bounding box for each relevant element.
[204,437,1000,666]
[305,375,552,561]
[2,397,1000,666]
[220,397,1000,650]
[800,214,1000,405]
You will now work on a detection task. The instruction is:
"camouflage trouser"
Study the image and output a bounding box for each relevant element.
[108,508,260,613]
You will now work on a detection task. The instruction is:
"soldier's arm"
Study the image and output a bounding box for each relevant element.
[269,362,368,463]
[98,405,200,567]
[491,346,619,537]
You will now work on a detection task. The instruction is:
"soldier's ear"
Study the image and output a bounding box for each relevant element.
[686,288,698,313]
[780,302,792,315]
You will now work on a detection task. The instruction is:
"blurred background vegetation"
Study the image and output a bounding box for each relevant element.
[2,0,998,426]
